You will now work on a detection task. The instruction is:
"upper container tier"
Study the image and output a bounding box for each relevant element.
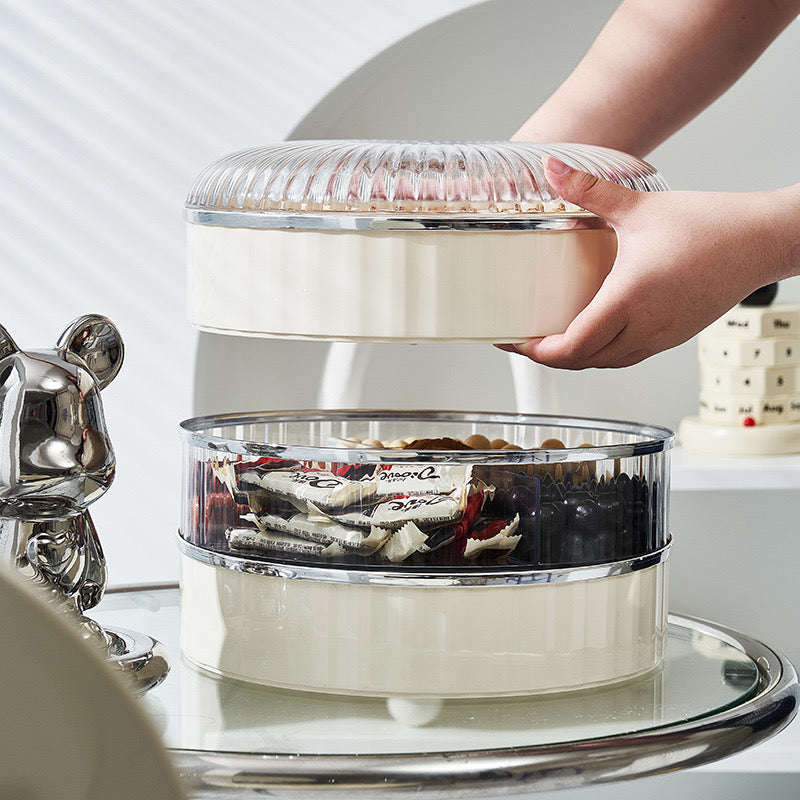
[185,140,668,220]
[184,141,667,342]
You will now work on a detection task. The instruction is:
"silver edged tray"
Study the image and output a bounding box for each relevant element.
[94,584,798,798]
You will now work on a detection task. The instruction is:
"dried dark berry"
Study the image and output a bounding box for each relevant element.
[570,498,601,533]
[597,493,626,530]
[473,467,518,491]
[539,501,566,531]
[614,473,633,505]
[539,480,561,503]
[512,514,538,561]
[508,484,538,517]
[562,490,594,516]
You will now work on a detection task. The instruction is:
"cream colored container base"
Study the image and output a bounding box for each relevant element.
[180,554,667,698]
[679,415,800,455]
[186,225,616,342]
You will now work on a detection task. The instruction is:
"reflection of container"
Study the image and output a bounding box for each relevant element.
[184,141,667,343]
[179,410,673,698]
[179,655,667,750]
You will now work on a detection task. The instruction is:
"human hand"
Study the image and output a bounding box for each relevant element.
[501,157,796,369]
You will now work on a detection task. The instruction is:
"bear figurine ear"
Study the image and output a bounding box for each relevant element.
[0,324,19,361]
[57,315,124,390]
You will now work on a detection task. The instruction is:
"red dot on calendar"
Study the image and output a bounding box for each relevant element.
[743,417,756,427]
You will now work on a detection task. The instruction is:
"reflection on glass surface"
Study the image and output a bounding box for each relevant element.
[94,588,759,756]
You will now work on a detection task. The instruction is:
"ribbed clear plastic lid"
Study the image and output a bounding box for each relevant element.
[186,140,668,216]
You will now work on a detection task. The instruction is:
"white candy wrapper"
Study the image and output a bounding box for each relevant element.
[375,464,473,497]
[226,527,347,558]
[463,515,521,559]
[212,460,239,497]
[381,521,430,563]
[248,468,379,510]
[307,486,467,531]
[213,459,298,509]
[243,512,388,554]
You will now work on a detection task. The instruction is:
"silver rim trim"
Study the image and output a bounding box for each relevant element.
[179,409,674,464]
[177,535,671,587]
[184,208,609,232]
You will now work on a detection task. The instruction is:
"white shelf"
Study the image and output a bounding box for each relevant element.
[671,446,800,491]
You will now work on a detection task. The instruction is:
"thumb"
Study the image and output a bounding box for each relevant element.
[544,156,637,224]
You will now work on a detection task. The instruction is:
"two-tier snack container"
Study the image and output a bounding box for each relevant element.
[181,141,674,698]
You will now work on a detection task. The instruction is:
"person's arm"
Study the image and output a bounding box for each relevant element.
[512,0,800,156]
[499,161,800,369]
[504,0,800,369]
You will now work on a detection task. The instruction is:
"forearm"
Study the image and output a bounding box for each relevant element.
[758,182,800,286]
[505,163,800,369]
[512,0,800,156]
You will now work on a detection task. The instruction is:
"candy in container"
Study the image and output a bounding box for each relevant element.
[181,140,674,701]
[179,410,673,698]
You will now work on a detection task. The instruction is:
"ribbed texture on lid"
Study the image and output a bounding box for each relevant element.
[186,140,668,215]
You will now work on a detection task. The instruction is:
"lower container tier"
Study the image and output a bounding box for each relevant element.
[179,549,669,698]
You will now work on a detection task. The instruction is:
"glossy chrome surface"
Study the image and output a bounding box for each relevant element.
[184,208,610,231]
[5,514,107,612]
[178,535,672,587]
[0,317,170,690]
[0,315,123,610]
[106,626,171,694]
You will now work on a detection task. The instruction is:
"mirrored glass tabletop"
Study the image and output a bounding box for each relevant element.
[94,585,798,797]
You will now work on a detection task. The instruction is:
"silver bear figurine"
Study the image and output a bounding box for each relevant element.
[0,315,123,616]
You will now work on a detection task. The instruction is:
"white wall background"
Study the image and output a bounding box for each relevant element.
[0,0,475,585]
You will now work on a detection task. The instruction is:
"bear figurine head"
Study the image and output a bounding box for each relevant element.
[0,315,124,611]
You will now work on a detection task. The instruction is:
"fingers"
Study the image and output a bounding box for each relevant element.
[605,348,652,369]
[511,307,667,369]
[544,157,638,224]
[512,325,647,370]
[497,161,655,369]
[511,284,632,369]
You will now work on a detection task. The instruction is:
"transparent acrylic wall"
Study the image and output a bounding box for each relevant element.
[180,411,673,574]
